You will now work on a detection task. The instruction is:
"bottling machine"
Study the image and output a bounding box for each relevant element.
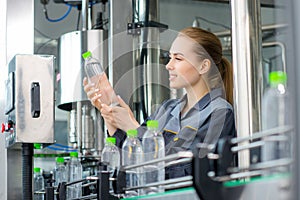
[0,0,296,199]
[3,54,55,199]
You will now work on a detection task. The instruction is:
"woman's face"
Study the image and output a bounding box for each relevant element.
[166,36,202,90]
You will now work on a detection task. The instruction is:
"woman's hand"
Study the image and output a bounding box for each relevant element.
[100,96,140,132]
[83,77,102,110]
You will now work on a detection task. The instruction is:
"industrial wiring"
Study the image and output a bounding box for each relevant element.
[43,3,73,22]
[91,18,108,29]
[35,38,57,53]
[34,27,56,40]
[34,27,58,54]
[76,9,81,30]
[46,143,78,153]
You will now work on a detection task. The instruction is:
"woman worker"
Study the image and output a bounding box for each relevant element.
[83,27,236,179]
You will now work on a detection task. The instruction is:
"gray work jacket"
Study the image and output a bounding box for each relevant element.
[113,88,235,179]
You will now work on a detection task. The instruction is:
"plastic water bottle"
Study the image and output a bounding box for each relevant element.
[122,129,144,197]
[34,167,44,200]
[54,157,67,187]
[101,137,120,192]
[67,152,83,199]
[261,71,291,164]
[82,51,118,106]
[142,120,165,194]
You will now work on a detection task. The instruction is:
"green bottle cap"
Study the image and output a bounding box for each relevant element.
[269,71,287,86]
[34,167,41,173]
[70,152,78,158]
[126,129,138,137]
[82,51,92,59]
[56,157,65,163]
[146,120,159,128]
[106,137,116,145]
[34,143,41,149]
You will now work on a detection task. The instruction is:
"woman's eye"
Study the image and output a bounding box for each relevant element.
[175,57,182,61]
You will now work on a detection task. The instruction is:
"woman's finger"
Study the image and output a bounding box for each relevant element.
[101,113,114,124]
[91,93,102,102]
[83,77,88,86]
[84,83,96,93]
[100,104,112,114]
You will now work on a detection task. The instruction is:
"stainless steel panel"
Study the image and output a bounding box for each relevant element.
[69,109,77,144]
[231,0,263,168]
[108,0,134,103]
[289,0,300,197]
[57,29,107,111]
[109,0,169,123]
[81,105,94,150]
[5,54,55,146]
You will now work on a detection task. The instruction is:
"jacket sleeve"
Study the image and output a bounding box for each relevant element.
[191,107,235,151]
[111,129,127,149]
[112,99,176,148]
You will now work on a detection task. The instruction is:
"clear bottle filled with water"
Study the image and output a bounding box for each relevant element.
[142,120,165,194]
[34,167,44,200]
[261,71,291,168]
[67,152,82,199]
[54,157,67,187]
[122,129,144,197]
[101,137,120,193]
[82,51,118,106]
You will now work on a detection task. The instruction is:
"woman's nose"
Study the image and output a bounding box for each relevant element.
[166,59,173,70]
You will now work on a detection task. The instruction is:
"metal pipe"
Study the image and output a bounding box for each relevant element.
[165,158,193,167]
[210,170,264,182]
[231,141,265,153]
[123,151,193,170]
[213,158,292,182]
[163,181,193,190]
[218,40,287,77]
[77,101,82,151]
[290,0,300,198]
[81,105,95,153]
[69,110,77,146]
[231,0,263,170]
[124,175,193,191]
[82,0,88,31]
[77,194,97,200]
[214,23,288,37]
[131,0,169,122]
[262,41,287,74]
[231,125,293,144]
[229,158,292,173]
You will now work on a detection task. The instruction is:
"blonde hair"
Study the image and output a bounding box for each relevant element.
[180,27,233,105]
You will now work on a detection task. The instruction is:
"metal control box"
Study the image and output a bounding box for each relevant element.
[4,54,55,148]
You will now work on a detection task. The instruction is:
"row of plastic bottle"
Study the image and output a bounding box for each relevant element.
[101,120,165,197]
[33,152,82,200]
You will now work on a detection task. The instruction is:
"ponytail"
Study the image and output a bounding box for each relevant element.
[219,57,233,105]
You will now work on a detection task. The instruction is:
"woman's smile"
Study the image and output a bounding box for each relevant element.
[169,73,177,81]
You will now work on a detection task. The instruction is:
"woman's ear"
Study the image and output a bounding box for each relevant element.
[199,59,211,74]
